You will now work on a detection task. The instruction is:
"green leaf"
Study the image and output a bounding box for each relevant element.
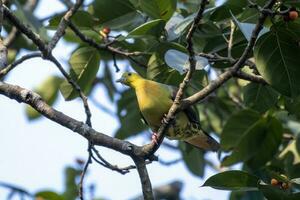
[179,142,204,177]
[89,0,142,30]
[243,82,279,113]
[139,0,177,21]
[35,191,64,200]
[147,42,186,86]
[221,109,261,151]
[63,167,81,200]
[222,116,283,167]
[202,170,259,191]
[259,183,300,200]
[48,10,99,30]
[230,11,269,41]
[285,95,300,119]
[115,89,147,139]
[230,191,265,200]
[127,19,165,38]
[210,0,247,22]
[60,47,100,100]
[90,0,135,23]
[254,23,300,97]
[26,76,63,120]
[13,0,49,41]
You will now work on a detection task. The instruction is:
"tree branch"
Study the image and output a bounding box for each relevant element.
[182,0,276,107]
[233,70,267,84]
[0,52,42,79]
[68,22,148,68]
[0,81,138,155]
[132,157,154,200]
[141,0,209,157]
[47,0,83,53]
[3,3,92,126]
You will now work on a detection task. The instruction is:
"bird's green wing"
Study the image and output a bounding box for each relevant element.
[161,83,200,124]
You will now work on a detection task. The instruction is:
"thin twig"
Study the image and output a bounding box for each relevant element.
[79,143,92,200]
[47,0,84,53]
[0,182,33,198]
[91,146,153,175]
[3,27,19,47]
[159,158,181,166]
[233,70,267,84]
[112,53,120,72]
[68,22,148,68]
[48,54,92,126]
[227,20,235,59]
[0,52,42,78]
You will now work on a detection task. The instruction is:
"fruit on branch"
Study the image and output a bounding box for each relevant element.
[288,10,298,21]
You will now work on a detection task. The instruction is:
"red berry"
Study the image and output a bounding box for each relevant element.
[289,11,298,21]
[271,178,279,186]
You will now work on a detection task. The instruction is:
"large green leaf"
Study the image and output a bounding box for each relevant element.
[221,109,261,151]
[63,167,81,200]
[127,19,166,38]
[35,191,64,200]
[89,0,142,31]
[26,76,63,120]
[139,0,177,21]
[60,47,100,100]
[89,0,135,23]
[13,0,49,41]
[254,23,300,97]
[210,0,247,22]
[202,170,259,191]
[243,82,279,113]
[222,116,283,167]
[179,142,204,177]
[48,10,99,30]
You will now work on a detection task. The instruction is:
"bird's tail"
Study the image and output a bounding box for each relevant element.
[184,123,220,151]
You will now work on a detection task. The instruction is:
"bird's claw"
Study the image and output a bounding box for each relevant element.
[151,132,159,145]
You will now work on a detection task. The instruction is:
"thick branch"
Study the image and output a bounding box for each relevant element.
[3,4,91,126]
[0,81,139,156]
[132,157,154,200]
[3,5,47,53]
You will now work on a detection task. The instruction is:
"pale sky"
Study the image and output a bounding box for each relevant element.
[0,0,229,199]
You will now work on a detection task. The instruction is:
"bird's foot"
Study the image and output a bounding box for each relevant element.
[151,132,159,145]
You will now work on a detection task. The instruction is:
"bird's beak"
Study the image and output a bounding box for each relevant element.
[116,77,125,83]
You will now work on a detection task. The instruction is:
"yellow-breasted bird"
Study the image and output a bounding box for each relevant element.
[116,72,220,151]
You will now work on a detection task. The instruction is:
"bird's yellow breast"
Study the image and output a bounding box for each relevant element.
[134,80,173,130]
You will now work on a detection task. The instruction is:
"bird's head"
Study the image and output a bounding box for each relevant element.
[116,72,142,87]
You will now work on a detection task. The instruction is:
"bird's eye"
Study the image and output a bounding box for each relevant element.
[128,73,132,76]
